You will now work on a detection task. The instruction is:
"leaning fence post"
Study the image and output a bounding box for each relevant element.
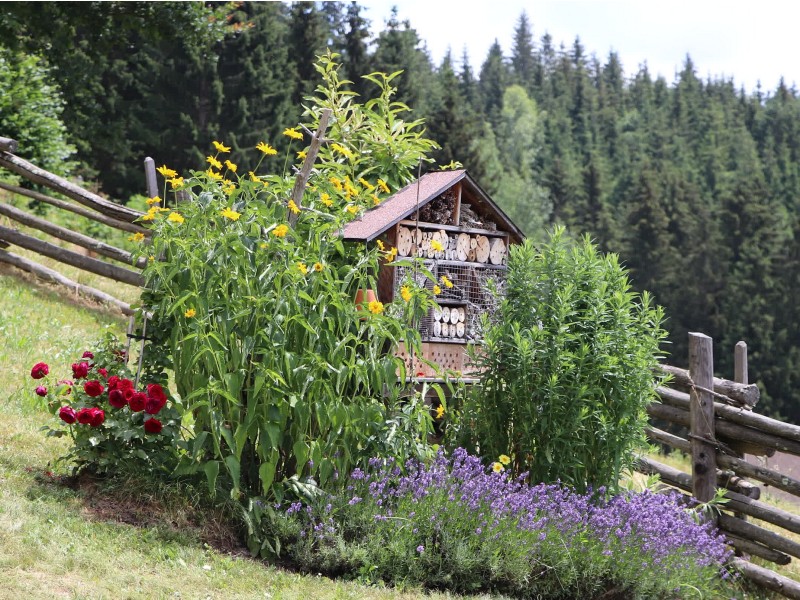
[735,341,748,385]
[144,157,158,199]
[689,332,717,505]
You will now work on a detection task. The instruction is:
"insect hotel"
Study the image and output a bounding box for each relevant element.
[342,169,524,378]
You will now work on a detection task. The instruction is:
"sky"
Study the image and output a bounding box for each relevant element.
[359,0,800,95]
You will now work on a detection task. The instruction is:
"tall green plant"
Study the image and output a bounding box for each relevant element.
[461,227,668,493]
[136,54,440,556]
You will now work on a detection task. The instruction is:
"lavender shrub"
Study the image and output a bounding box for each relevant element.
[267,449,733,598]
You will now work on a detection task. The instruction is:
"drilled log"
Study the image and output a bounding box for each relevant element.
[0,225,144,287]
[659,363,759,408]
[732,558,800,600]
[725,534,791,565]
[0,249,133,315]
[0,202,146,268]
[0,180,150,236]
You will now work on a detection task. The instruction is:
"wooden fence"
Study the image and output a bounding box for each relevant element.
[639,332,800,599]
[0,136,148,314]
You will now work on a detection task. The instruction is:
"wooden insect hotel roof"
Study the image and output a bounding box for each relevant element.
[342,169,525,378]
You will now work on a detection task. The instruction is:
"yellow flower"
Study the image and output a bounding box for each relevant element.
[259,242,268,249]
[141,212,155,221]
[167,212,185,224]
[435,405,445,419]
[358,177,375,191]
[320,193,333,207]
[145,196,161,205]
[431,239,444,252]
[212,141,231,153]
[377,178,390,194]
[283,127,303,140]
[441,275,454,289]
[433,284,442,295]
[157,165,177,178]
[222,180,236,196]
[376,239,385,251]
[207,155,223,170]
[499,454,511,466]
[298,262,308,275]
[256,141,277,155]
[148,255,155,262]
[400,285,412,302]
[372,194,381,206]
[184,308,197,318]
[346,205,358,215]
[220,207,241,221]
[224,160,238,173]
[368,300,384,315]
[297,150,307,160]
[492,462,505,473]
[313,262,324,272]
[168,177,184,189]
[272,224,289,238]
[288,200,300,215]
[248,171,259,182]
[128,232,146,243]
[206,168,222,181]
[386,247,398,262]
[331,143,353,158]
[329,176,343,192]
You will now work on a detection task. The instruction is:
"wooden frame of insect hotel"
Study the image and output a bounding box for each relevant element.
[342,169,524,378]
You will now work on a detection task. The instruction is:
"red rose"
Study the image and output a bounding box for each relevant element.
[71,362,90,379]
[108,389,127,409]
[82,351,94,359]
[118,378,135,392]
[89,407,105,427]
[76,408,93,424]
[31,362,49,379]
[107,375,120,390]
[35,385,48,397]
[144,396,166,415]
[144,418,163,434]
[97,368,108,378]
[83,380,104,397]
[128,392,147,412]
[58,406,77,424]
[146,383,167,403]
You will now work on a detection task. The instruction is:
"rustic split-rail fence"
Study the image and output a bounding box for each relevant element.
[2,136,800,596]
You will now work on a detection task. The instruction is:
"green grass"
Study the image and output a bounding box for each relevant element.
[0,269,487,600]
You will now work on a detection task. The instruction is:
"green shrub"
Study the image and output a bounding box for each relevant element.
[460,227,668,493]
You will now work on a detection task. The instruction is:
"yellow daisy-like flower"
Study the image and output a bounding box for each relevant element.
[431,239,444,252]
[435,405,445,419]
[220,207,241,221]
[346,205,358,215]
[331,143,353,158]
[272,224,289,238]
[297,262,308,275]
[400,285,412,302]
[376,239,385,251]
[297,150,307,160]
[288,200,300,215]
[168,177,184,189]
[499,454,511,466]
[148,255,155,262]
[386,247,398,262]
[184,308,197,318]
[128,232,146,243]
[141,213,155,221]
[206,168,222,181]
[213,141,231,153]
[248,171,259,182]
[320,193,333,207]
[145,196,161,205]
[377,178,390,194]
[329,176,343,192]
[372,194,381,206]
[167,212,185,224]
[224,160,237,173]
[492,462,504,473]
[207,155,223,170]
[313,262,324,272]
[283,127,303,140]
[368,300,384,315]
[157,165,177,178]
[433,284,442,295]
[358,177,375,191]
[222,180,236,196]
[441,275,454,289]
[256,141,277,155]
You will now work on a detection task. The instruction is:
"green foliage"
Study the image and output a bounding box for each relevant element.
[34,332,182,476]
[0,48,75,175]
[136,56,440,556]
[460,228,668,493]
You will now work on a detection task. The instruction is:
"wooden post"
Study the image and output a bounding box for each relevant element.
[689,332,717,504]
[288,108,331,226]
[143,157,159,199]
[735,341,748,385]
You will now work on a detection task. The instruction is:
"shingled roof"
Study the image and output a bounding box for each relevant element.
[341,169,524,243]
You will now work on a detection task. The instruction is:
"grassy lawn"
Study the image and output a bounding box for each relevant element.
[0,269,480,600]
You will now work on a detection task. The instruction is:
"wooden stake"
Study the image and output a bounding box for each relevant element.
[689,332,716,504]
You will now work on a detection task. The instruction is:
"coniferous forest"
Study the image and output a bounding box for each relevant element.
[2,2,800,421]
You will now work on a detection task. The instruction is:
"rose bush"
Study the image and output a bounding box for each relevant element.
[33,332,182,475]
